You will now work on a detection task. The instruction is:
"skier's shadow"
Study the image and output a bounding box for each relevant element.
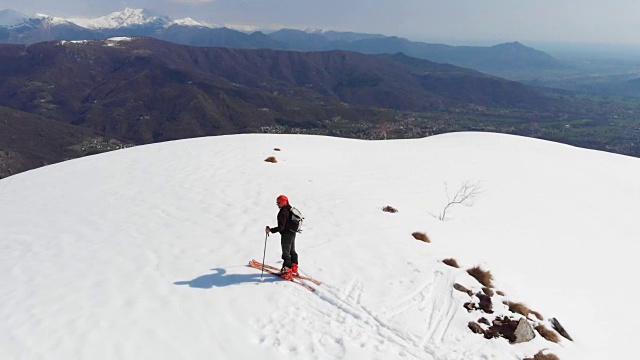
[174,267,278,289]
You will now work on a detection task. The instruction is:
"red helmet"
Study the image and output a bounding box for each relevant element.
[276,195,289,205]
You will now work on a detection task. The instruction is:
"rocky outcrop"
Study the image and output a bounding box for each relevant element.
[513,318,536,344]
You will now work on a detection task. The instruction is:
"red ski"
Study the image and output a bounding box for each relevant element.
[248,260,316,292]
[249,259,322,285]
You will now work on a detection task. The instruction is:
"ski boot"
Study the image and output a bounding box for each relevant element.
[280,267,293,281]
[291,263,299,276]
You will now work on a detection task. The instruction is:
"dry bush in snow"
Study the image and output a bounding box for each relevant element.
[467,266,493,288]
[482,287,494,297]
[412,232,431,243]
[382,205,398,213]
[438,180,483,220]
[530,310,544,321]
[505,301,542,321]
[442,258,460,268]
[523,350,560,360]
[535,324,560,343]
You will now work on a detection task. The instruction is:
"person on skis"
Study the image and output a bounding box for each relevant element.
[265,195,298,280]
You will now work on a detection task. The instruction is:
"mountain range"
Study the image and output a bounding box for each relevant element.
[0,8,566,75]
[0,34,570,178]
[0,37,552,140]
[3,8,640,179]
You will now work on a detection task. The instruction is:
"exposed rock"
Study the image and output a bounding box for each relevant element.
[478,317,490,326]
[484,327,500,339]
[468,321,484,334]
[488,316,519,343]
[550,317,573,341]
[476,292,493,313]
[464,302,476,312]
[513,317,536,343]
[454,283,473,296]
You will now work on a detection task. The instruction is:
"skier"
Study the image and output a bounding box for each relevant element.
[265,195,298,280]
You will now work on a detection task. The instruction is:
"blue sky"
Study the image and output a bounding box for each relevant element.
[1,0,638,46]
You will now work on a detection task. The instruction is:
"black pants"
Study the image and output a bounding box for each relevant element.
[281,231,298,268]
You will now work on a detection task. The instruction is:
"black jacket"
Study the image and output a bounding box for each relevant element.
[270,204,291,234]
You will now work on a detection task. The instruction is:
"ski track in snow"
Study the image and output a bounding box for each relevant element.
[420,270,460,348]
[252,266,475,360]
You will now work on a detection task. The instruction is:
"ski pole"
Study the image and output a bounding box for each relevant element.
[261,232,268,280]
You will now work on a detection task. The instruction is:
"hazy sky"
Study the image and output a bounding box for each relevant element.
[1,0,638,46]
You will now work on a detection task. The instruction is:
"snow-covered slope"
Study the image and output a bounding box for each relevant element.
[172,17,208,27]
[1,133,638,359]
[33,13,78,27]
[1,8,207,30]
[0,7,269,33]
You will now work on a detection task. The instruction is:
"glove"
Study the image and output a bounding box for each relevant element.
[265,226,271,234]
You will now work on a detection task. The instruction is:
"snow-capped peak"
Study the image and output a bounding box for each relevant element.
[68,7,172,30]
[2,8,211,30]
[172,17,206,27]
[34,13,76,27]
[304,27,328,34]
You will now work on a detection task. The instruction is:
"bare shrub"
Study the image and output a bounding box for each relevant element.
[442,258,460,268]
[478,317,490,325]
[264,156,277,163]
[482,287,494,297]
[412,232,431,243]
[535,324,560,343]
[382,205,398,213]
[438,180,483,220]
[496,290,506,296]
[467,266,493,288]
[523,350,560,360]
